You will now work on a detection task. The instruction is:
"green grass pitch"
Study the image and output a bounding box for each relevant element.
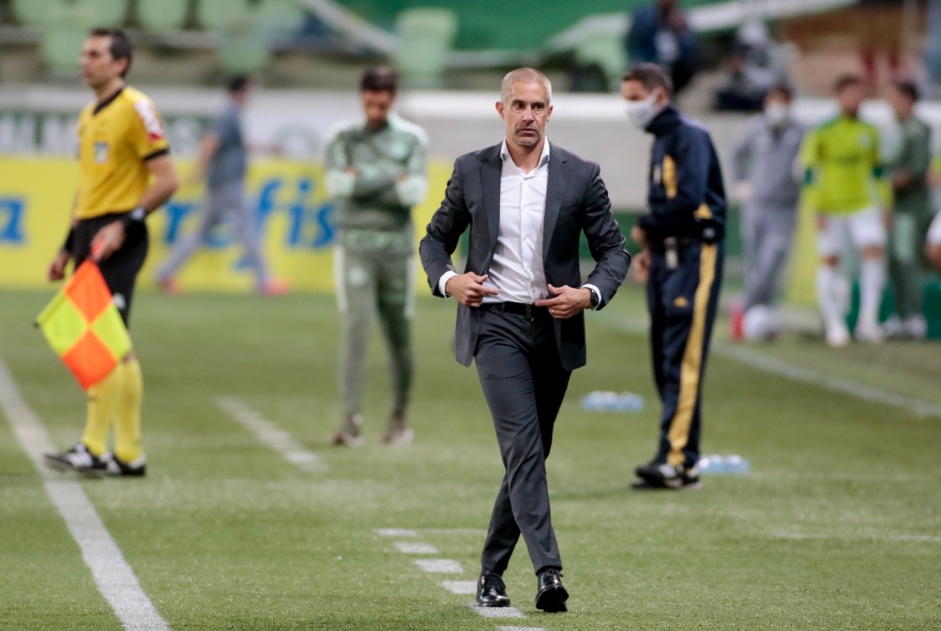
[1,286,940,630]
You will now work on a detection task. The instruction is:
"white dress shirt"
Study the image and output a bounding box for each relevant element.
[439,139,599,307]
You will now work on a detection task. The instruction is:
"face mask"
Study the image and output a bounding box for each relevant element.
[625,92,661,129]
[765,103,789,128]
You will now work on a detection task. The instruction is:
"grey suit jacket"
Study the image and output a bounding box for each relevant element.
[419,141,630,371]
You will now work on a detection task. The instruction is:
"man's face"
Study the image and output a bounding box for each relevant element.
[80,36,125,89]
[496,81,552,149]
[620,80,666,106]
[232,85,251,106]
[888,87,913,119]
[837,83,864,116]
[362,90,395,129]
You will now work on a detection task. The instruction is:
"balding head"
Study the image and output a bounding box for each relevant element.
[501,68,552,104]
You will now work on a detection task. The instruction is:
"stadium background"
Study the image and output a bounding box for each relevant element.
[2,2,941,630]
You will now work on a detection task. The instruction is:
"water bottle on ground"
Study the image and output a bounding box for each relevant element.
[698,454,750,475]
[580,391,644,412]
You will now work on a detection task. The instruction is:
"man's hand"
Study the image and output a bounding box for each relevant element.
[630,225,648,249]
[445,272,499,307]
[91,221,127,262]
[47,249,71,281]
[632,248,651,282]
[535,284,592,319]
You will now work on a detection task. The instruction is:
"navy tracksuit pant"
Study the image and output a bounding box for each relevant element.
[647,241,724,468]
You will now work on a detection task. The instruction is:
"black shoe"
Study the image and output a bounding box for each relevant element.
[106,454,147,477]
[633,461,701,490]
[44,443,107,476]
[476,572,510,608]
[535,569,568,613]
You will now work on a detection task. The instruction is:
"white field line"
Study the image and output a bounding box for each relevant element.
[0,357,170,631]
[394,541,439,554]
[469,604,525,618]
[441,580,477,594]
[375,528,417,537]
[776,532,941,543]
[601,313,941,420]
[215,397,328,472]
[415,559,464,573]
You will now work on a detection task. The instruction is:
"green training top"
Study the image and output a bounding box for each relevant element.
[800,115,892,215]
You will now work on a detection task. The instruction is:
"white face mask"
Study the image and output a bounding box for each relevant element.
[625,92,662,129]
[765,102,790,128]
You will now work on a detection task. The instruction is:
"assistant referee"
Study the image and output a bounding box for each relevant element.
[45,28,179,477]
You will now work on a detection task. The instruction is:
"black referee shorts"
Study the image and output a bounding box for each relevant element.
[73,212,149,327]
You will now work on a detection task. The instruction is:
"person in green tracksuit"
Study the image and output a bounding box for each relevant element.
[800,73,892,347]
[884,79,933,339]
[324,67,429,445]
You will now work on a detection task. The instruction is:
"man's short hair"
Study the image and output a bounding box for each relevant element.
[360,66,399,94]
[228,74,250,93]
[833,73,863,93]
[622,63,674,97]
[500,68,553,104]
[89,27,132,77]
[766,83,793,101]
[892,79,919,103]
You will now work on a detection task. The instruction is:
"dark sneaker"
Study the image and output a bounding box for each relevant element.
[44,443,107,476]
[106,454,147,477]
[632,461,701,490]
[333,413,365,447]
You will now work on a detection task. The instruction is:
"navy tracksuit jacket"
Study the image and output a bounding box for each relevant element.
[636,105,726,468]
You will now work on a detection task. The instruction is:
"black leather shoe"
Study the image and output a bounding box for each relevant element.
[535,569,568,612]
[476,572,510,607]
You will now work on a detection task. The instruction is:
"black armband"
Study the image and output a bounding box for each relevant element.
[63,227,76,253]
[120,206,147,230]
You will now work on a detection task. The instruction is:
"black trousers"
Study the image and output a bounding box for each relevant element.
[474,306,570,576]
[74,213,149,327]
[647,242,723,468]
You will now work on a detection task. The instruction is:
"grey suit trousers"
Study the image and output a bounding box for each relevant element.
[475,306,570,576]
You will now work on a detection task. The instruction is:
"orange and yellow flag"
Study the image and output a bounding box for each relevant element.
[36,260,131,390]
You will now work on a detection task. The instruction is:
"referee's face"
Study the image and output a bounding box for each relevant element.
[80,36,125,91]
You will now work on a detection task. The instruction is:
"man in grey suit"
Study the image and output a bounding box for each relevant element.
[420,68,630,613]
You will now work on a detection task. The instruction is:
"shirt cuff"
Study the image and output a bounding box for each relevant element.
[439,271,458,297]
[581,284,601,310]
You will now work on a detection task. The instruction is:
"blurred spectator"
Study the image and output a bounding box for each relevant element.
[714,19,790,112]
[884,80,932,339]
[856,0,906,92]
[626,0,698,95]
[800,74,892,346]
[730,84,804,340]
[926,210,941,273]
[156,76,287,296]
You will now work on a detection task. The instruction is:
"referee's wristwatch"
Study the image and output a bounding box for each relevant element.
[120,206,147,231]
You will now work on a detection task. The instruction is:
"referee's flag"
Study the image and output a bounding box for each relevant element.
[35,260,131,390]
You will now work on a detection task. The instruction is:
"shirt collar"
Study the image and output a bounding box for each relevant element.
[500,139,551,168]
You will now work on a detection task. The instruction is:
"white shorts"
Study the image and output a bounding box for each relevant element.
[816,206,886,257]
[927,211,941,246]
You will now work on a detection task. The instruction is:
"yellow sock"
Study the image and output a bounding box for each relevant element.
[114,359,144,463]
[81,367,123,457]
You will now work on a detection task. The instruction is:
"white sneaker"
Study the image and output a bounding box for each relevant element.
[881,315,906,339]
[905,315,928,340]
[854,321,884,343]
[825,320,850,347]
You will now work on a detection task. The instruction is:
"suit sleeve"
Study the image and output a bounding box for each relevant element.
[581,162,631,309]
[419,158,471,297]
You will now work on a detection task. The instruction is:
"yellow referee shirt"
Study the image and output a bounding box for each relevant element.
[75,86,170,220]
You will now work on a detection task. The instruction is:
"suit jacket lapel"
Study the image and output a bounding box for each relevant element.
[480,145,503,252]
[543,143,567,259]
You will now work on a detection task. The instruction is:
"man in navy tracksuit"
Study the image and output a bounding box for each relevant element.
[621,63,726,490]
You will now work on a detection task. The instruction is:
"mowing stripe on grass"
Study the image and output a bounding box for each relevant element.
[600,313,941,419]
[394,541,439,554]
[415,559,464,573]
[497,627,546,631]
[441,580,477,594]
[0,358,171,631]
[469,604,525,618]
[216,397,328,472]
[776,532,941,542]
